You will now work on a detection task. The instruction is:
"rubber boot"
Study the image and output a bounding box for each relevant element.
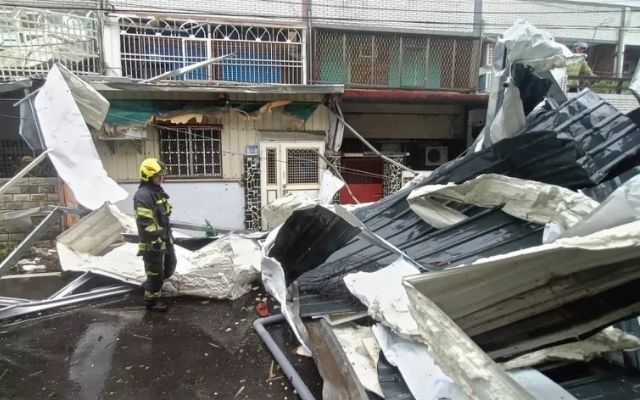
[145,300,168,312]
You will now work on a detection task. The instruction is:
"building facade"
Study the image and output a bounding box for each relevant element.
[1,0,639,230]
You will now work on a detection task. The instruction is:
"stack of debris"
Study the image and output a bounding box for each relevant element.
[257,21,640,399]
[0,64,267,322]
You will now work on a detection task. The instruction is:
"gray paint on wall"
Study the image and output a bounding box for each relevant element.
[116,181,245,231]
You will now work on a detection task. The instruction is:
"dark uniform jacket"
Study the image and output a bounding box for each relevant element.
[133,183,173,254]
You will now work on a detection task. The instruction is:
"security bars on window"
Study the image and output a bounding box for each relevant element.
[158,126,222,178]
[266,148,277,185]
[119,17,304,84]
[286,149,319,184]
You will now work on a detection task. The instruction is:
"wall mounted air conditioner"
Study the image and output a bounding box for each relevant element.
[425,146,448,167]
[484,43,494,67]
[478,66,492,92]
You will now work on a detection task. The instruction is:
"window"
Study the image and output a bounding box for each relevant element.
[266,148,277,184]
[158,126,222,178]
[286,149,318,184]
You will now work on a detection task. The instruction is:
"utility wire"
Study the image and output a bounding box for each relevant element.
[0,107,391,179]
[106,111,393,179]
[5,0,632,16]
[0,3,635,31]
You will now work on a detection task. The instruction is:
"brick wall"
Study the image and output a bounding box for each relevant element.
[0,177,62,250]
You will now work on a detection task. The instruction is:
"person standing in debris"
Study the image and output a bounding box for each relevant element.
[134,158,176,312]
[567,42,596,91]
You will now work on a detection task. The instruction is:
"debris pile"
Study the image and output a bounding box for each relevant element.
[258,21,640,400]
[4,20,640,400]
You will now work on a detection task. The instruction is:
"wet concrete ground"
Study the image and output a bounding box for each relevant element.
[0,292,323,400]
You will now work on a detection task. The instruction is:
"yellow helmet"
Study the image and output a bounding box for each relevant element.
[139,158,167,182]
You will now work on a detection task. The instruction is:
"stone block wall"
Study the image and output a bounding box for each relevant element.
[0,177,62,251]
[383,156,406,197]
[243,156,262,231]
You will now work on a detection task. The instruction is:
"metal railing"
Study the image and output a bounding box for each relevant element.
[312,29,481,91]
[119,17,306,84]
[567,75,633,95]
[0,6,100,80]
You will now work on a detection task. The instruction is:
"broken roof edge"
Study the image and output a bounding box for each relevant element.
[83,76,344,95]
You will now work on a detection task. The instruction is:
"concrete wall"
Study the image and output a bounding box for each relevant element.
[0,177,61,248]
[115,181,245,230]
[341,103,467,140]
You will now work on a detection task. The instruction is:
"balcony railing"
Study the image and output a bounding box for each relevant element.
[0,6,100,80]
[312,29,481,91]
[118,17,306,84]
[567,75,633,95]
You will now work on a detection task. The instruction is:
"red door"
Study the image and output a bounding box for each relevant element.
[339,157,384,204]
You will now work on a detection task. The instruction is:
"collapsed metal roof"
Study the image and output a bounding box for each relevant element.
[268,89,640,319]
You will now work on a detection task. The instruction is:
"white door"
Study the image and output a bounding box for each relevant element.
[260,141,325,209]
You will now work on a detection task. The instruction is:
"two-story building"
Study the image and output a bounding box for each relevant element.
[1,0,640,231]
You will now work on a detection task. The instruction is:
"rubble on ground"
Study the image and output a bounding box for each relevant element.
[5,20,640,400]
[257,21,640,400]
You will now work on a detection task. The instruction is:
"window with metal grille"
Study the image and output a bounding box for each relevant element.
[158,126,222,178]
[266,148,277,184]
[0,140,56,178]
[286,149,319,184]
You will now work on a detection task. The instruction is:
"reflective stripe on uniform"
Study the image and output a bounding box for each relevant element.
[135,207,155,220]
[138,239,166,252]
[144,290,161,299]
[144,223,162,233]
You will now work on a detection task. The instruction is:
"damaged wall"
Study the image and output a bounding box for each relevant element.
[95,94,329,182]
[0,177,62,248]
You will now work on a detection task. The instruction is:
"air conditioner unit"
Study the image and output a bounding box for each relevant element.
[484,43,494,66]
[425,146,448,167]
[478,67,492,92]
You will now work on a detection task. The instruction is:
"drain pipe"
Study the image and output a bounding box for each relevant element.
[253,314,316,400]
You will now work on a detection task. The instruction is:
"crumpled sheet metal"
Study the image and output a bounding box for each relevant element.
[35,65,126,209]
[342,256,577,400]
[404,219,640,359]
[275,90,640,317]
[261,171,345,231]
[402,279,535,400]
[502,327,640,370]
[58,204,261,299]
[407,174,598,230]
[331,323,383,397]
[344,258,420,338]
[262,193,316,231]
[483,20,579,148]
[563,174,640,238]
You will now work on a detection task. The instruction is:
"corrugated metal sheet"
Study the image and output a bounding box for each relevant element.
[267,90,640,317]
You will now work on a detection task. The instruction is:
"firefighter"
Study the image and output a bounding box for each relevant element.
[134,157,176,312]
[567,42,595,91]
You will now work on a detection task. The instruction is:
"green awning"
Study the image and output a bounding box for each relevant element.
[105,100,221,125]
